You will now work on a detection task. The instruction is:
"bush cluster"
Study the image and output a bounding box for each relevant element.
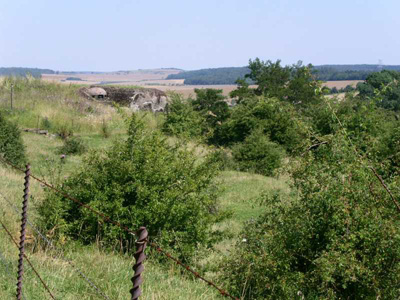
[220,134,400,299]
[38,115,224,261]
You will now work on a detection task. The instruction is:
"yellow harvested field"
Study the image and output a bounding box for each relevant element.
[42,71,242,97]
[323,80,363,89]
[150,85,241,97]
[42,69,184,87]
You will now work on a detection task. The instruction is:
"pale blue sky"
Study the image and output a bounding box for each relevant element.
[0,0,399,71]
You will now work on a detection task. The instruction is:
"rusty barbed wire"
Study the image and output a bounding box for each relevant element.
[0,156,240,300]
[0,191,112,300]
[0,217,56,299]
[148,241,239,300]
[17,164,30,300]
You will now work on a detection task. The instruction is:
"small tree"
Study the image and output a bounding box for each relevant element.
[192,88,230,129]
[0,111,26,166]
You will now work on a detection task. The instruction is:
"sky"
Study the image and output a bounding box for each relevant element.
[0,0,399,72]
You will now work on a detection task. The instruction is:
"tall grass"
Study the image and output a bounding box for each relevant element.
[0,76,126,137]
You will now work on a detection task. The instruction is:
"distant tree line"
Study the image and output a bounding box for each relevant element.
[0,67,55,78]
[313,68,371,81]
[65,77,83,81]
[166,67,252,85]
[167,64,400,85]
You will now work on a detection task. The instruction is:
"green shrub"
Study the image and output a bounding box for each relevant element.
[38,115,224,261]
[214,97,308,154]
[220,134,400,299]
[162,94,203,138]
[0,111,26,166]
[232,129,284,176]
[59,137,87,155]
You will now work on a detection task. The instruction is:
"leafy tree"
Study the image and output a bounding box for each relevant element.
[357,70,400,111]
[287,61,322,106]
[192,88,230,136]
[235,58,323,107]
[246,58,290,98]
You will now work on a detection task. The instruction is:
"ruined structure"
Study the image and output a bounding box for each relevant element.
[86,87,107,99]
[79,86,168,112]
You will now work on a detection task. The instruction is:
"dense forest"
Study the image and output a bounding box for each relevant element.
[167,64,400,84]
[0,67,55,77]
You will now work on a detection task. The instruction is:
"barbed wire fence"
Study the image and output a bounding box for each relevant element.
[0,156,240,300]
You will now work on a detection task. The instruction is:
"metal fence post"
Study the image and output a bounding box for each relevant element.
[16,164,30,300]
[130,227,148,300]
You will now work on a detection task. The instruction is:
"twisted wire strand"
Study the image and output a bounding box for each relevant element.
[0,156,240,300]
[0,192,112,300]
[0,218,55,299]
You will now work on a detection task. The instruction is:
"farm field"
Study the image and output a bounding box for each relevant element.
[41,69,184,87]
[41,71,363,98]
[323,80,363,89]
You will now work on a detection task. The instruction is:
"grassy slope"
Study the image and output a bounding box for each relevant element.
[0,80,289,299]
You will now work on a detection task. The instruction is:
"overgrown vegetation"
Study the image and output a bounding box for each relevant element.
[220,134,400,299]
[165,60,400,298]
[1,61,400,299]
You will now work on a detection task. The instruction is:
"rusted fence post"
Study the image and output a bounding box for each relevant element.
[130,227,148,300]
[16,164,30,300]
